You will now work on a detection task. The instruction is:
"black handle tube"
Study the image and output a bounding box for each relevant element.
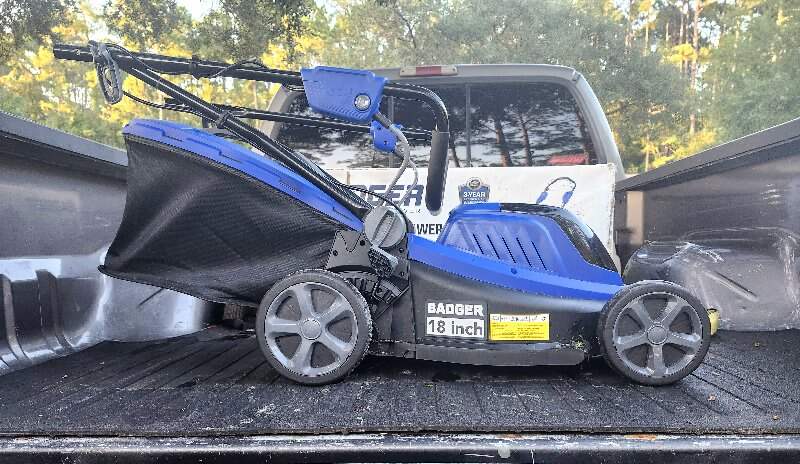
[53,43,449,132]
[234,109,432,141]
[161,99,433,141]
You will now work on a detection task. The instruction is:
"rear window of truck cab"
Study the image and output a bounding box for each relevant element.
[277,81,597,170]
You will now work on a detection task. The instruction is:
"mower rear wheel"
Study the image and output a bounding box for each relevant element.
[598,281,711,386]
[256,270,372,385]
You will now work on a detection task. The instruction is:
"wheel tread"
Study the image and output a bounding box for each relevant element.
[256,269,372,385]
[597,281,711,386]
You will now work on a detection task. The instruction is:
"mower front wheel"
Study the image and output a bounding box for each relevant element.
[256,270,372,385]
[598,281,711,386]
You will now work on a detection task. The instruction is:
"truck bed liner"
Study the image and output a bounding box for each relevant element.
[1,327,798,436]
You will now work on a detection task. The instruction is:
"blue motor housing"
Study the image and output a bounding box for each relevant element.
[300,66,386,123]
[437,203,620,284]
[407,202,621,303]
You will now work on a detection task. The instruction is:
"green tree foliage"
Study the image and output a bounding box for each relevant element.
[0,0,798,172]
[0,6,135,146]
[0,0,74,62]
[0,0,316,147]
[704,0,800,140]
[190,0,312,61]
[323,0,689,171]
[320,0,451,67]
[103,0,191,49]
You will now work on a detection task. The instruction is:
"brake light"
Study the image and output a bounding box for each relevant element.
[399,65,458,77]
[547,153,589,166]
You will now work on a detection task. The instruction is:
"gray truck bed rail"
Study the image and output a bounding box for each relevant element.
[0,112,214,376]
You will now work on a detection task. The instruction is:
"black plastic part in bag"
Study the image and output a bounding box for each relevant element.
[99,135,349,306]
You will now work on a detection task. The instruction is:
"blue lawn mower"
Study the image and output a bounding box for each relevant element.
[55,42,711,385]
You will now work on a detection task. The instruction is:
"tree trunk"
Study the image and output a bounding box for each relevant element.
[450,145,461,167]
[689,0,703,135]
[517,114,533,166]
[625,0,635,49]
[679,4,686,74]
[493,116,513,167]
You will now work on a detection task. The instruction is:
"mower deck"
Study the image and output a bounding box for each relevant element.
[1,327,798,436]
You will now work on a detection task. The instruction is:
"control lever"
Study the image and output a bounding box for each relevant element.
[89,41,124,104]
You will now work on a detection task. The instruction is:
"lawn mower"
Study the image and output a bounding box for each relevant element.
[54,42,711,386]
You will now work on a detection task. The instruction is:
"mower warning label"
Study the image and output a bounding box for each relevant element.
[489,314,550,341]
[425,301,486,339]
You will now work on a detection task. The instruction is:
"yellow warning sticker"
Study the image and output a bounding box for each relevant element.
[489,313,550,341]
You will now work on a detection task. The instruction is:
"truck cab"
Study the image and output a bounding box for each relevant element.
[264,64,625,177]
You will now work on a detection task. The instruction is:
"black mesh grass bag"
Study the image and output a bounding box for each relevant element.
[99,135,347,306]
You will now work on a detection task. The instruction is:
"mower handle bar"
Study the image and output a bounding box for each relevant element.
[161,98,433,142]
[53,43,451,214]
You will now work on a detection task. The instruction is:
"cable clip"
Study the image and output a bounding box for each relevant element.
[370,120,402,153]
[214,110,232,128]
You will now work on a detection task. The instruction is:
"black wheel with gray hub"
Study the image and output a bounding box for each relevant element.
[598,281,711,386]
[256,270,372,385]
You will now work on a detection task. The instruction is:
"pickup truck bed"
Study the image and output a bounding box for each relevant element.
[2,326,798,436]
[4,110,800,461]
